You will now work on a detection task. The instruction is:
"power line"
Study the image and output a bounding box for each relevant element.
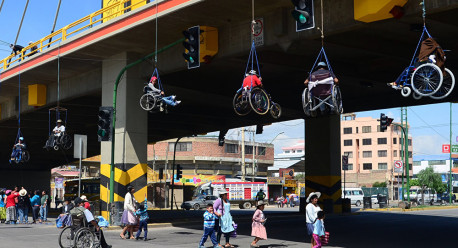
[408,107,450,141]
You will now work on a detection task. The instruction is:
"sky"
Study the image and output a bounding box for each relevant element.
[0,1,457,157]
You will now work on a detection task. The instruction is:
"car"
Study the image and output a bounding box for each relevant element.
[181,195,218,210]
[439,193,456,203]
[341,188,364,206]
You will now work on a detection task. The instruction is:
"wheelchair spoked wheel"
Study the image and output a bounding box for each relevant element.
[140,93,157,111]
[233,91,251,116]
[22,150,30,163]
[430,68,455,100]
[412,92,422,100]
[411,63,443,96]
[249,87,270,115]
[58,226,74,248]
[302,88,312,117]
[331,85,343,114]
[270,102,282,119]
[74,227,96,248]
[61,135,73,150]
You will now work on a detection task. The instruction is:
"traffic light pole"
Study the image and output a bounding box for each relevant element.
[109,38,184,224]
[391,122,410,202]
[171,137,182,210]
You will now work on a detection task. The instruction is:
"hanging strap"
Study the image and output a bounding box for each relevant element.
[308,47,334,79]
[409,26,432,66]
[151,68,163,91]
[242,41,261,89]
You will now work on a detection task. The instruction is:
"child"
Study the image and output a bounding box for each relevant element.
[135,197,149,241]
[199,204,220,248]
[251,200,267,248]
[312,211,326,248]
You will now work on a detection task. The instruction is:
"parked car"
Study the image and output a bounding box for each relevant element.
[438,193,456,203]
[406,188,437,204]
[342,188,364,206]
[181,195,218,210]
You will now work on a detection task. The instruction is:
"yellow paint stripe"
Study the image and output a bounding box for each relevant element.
[101,163,111,178]
[102,163,148,186]
[126,163,148,184]
[100,184,125,203]
[101,210,109,220]
[133,186,147,202]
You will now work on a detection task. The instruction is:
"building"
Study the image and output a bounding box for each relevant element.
[413,154,458,175]
[269,141,305,177]
[340,114,413,193]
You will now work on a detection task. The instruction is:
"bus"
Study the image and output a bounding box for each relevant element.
[64,177,100,201]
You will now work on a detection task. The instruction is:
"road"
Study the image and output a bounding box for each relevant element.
[1,208,457,247]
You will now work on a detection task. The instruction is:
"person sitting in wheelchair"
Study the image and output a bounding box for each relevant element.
[44,119,65,149]
[242,70,263,99]
[10,137,26,162]
[304,62,339,111]
[71,197,112,248]
[147,76,181,111]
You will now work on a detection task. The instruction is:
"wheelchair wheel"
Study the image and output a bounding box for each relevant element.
[59,226,74,248]
[430,68,455,100]
[249,87,270,115]
[233,91,251,116]
[270,102,282,119]
[411,63,443,96]
[74,227,96,248]
[302,88,312,117]
[22,150,30,163]
[140,93,157,111]
[331,85,343,114]
[62,135,73,150]
[412,92,422,100]
[401,87,411,97]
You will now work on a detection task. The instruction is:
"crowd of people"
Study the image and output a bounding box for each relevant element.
[0,187,50,224]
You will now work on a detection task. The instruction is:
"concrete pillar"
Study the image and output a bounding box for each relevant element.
[304,115,342,214]
[100,52,147,221]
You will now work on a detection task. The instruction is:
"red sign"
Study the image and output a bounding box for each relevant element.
[443,144,450,153]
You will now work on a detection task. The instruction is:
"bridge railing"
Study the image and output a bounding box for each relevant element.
[0,0,152,71]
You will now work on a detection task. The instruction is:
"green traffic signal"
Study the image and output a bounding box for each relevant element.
[299,14,307,23]
[97,129,106,137]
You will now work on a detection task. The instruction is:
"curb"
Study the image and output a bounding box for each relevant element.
[359,205,458,212]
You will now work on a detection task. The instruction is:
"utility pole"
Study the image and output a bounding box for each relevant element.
[400,107,405,201]
[164,143,169,208]
[252,128,256,182]
[450,102,453,204]
[241,128,246,182]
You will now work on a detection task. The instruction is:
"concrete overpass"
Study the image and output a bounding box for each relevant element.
[0,0,457,214]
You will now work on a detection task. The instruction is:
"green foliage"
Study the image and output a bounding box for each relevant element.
[372,181,387,187]
[417,166,446,194]
[410,179,420,187]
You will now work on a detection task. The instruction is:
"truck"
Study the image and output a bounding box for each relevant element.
[194,180,268,209]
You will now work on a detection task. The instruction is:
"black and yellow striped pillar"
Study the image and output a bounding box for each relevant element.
[304,114,342,214]
[100,52,148,221]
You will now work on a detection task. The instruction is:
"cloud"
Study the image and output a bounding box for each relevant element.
[413,135,444,156]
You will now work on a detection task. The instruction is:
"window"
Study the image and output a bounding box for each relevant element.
[362,139,372,145]
[344,140,353,146]
[285,150,290,154]
[343,151,353,158]
[378,163,388,170]
[363,163,372,170]
[408,139,412,146]
[363,151,372,158]
[378,150,387,157]
[245,145,253,154]
[393,138,397,144]
[428,160,446,165]
[408,151,412,158]
[393,150,397,157]
[343,127,352,134]
[347,164,353,170]
[352,190,363,195]
[296,149,303,153]
[362,126,371,133]
[356,127,359,133]
[258,147,266,156]
[454,160,458,168]
[413,161,421,166]
[225,144,238,154]
[377,138,387,145]
[168,142,192,152]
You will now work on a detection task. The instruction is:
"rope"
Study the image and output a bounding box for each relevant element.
[320,0,324,47]
[57,45,60,111]
[0,0,4,16]
[154,0,158,64]
[48,0,62,48]
[421,0,426,26]
[251,0,256,37]
[242,41,261,89]
[17,62,21,141]
[14,0,29,46]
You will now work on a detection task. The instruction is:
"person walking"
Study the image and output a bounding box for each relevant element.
[312,211,326,248]
[5,190,18,224]
[39,190,49,223]
[0,190,7,223]
[213,191,235,248]
[30,190,41,224]
[120,185,137,240]
[306,192,322,248]
[251,200,267,248]
[198,204,220,248]
[17,188,30,224]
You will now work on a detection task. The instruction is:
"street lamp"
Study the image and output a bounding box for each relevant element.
[269,132,285,144]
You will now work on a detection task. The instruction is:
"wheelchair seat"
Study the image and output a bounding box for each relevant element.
[309,76,334,97]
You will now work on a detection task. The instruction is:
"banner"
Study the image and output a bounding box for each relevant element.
[173,175,225,186]
[267,177,284,185]
[55,177,64,189]
[284,179,297,188]
[279,168,294,178]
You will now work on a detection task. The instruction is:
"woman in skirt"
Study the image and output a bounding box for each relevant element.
[120,185,137,240]
[251,200,267,247]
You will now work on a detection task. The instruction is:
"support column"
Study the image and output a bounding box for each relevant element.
[100,52,147,222]
[304,115,342,214]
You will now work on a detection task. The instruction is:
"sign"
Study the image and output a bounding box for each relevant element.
[342,155,349,170]
[443,144,450,153]
[74,134,87,159]
[173,175,225,186]
[453,145,458,153]
[284,179,297,188]
[394,160,403,173]
[267,177,284,185]
[251,18,264,47]
[55,177,64,189]
[279,168,294,178]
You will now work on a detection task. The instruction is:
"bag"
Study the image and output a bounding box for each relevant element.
[229,223,237,238]
[56,216,64,228]
[320,232,330,245]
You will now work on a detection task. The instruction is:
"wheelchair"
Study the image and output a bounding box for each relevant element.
[139,87,168,113]
[45,132,73,151]
[59,214,102,248]
[233,87,281,119]
[302,81,342,117]
[9,149,30,164]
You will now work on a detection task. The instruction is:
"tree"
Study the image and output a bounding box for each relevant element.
[372,181,387,187]
[417,166,446,205]
[410,179,420,187]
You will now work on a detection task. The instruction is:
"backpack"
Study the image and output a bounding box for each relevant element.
[70,206,86,218]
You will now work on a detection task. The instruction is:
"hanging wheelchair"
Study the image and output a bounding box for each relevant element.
[9,131,30,164]
[233,41,282,119]
[140,68,170,113]
[44,107,73,151]
[390,26,455,99]
[302,48,343,117]
[58,213,102,248]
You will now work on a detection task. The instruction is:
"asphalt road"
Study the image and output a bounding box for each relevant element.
[1,208,457,247]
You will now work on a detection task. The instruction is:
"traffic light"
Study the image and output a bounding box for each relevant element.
[98,106,113,141]
[218,129,228,146]
[182,26,200,69]
[159,168,164,180]
[380,113,393,132]
[176,164,183,180]
[291,0,315,32]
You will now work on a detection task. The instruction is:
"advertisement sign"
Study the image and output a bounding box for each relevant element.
[279,168,295,178]
[173,175,225,186]
[284,179,297,188]
[55,177,64,189]
[443,144,450,153]
[267,177,284,185]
